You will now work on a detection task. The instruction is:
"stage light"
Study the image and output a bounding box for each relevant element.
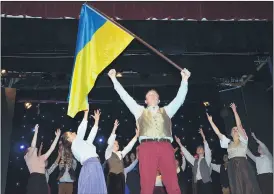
[20,145,25,150]
[203,102,210,107]
[1,69,7,76]
[116,72,122,77]
[98,137,104,143]
[24,102,32,109]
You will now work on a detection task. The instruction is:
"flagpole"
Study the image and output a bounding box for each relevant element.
[87,4,183,71]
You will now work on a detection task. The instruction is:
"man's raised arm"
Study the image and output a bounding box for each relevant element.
[164,68,190,118]
[108,69,143,119]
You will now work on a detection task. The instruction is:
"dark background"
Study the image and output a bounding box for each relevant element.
[1,11,273,194]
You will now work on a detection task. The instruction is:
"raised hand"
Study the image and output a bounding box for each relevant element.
[175,136,181,144]
[113,119,119,131]
[181,68,191,82]
[199,128,206,140]
[91,109,101,122]
[206,113,213,122]
[108,69,116,78]
[198,128,205,136]
[34,124,39,132]
[55,129,61,137]
[180,151,184,156]
[230,103,237,112]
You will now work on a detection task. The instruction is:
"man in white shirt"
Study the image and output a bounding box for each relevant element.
[246,132,273,194]
[175,128,212,194]
[108,68,190,194]
[105,119,139,194]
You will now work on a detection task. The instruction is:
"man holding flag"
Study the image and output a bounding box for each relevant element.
[68,3,190,194]
[108,68,190,194]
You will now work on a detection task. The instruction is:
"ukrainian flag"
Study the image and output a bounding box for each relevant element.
[67,4,134,118]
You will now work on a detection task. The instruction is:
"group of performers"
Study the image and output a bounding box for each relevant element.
[24,68,273,194]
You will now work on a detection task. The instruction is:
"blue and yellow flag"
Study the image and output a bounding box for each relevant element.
[67,4,134,118]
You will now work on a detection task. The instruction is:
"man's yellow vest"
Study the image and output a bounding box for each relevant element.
[137,108,172,138]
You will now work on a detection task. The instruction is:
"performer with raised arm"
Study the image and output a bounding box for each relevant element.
[108,68,190,194]
[61,108,107,194]
[206,103,261,194]
[175,128,213,194]
[211,154,230,194]
[38,142,61,194]
[24,125,61,194]
[105,119,139,194]
[246,132,273,194]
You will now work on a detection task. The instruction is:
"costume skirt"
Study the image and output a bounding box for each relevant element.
[227,157,262,194]
[78,157,107,194]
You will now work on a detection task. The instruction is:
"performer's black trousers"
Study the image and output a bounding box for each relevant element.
[196,180,213,194]
[27,173,48,194]
[107,172,125,194]
[258,173,273,194]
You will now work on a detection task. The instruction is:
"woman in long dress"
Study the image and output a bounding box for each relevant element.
[61,108,107,194]
[206,103,261,194]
